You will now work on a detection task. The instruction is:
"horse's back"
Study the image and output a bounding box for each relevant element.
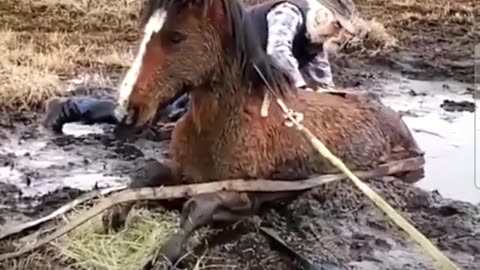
[296,90,422,160]
[264,90,423,178]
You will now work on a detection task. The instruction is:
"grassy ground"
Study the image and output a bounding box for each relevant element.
[57,208,180,270]
[0,0,423,110]
[2,0,475,110]
[1,0,477,110]
[0,0,141,110]
[359,0,477,55]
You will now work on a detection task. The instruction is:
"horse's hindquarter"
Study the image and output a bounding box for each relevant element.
[269,91,425,178]
[296,91,422,162]
[265,91,391,178]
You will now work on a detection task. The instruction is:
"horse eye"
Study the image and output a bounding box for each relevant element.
[168,31,187,44]
[333,21,342,29]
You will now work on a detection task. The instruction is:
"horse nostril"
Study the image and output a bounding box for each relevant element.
[114,107,139,141]
[114,105,127,123]
[113,105,139,127]
[125,108,137,126]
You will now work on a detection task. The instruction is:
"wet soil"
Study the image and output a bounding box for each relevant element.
[352,0,478,85]
[188,177,480,270]
[0,0,479,269]
[440,99,476,113]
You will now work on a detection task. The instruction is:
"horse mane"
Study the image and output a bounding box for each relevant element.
[222,0,293,98]
[142,0,294,99]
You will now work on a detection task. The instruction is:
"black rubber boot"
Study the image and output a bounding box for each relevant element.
[43,97,81,133]
[43,96,119,133]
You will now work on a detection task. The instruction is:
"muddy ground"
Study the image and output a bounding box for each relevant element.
[0,0,479,269]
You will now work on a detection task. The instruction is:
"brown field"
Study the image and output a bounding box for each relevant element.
[0,0,477,110]
[0,0,141,110]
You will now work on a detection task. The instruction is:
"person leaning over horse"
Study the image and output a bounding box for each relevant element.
[250,0,359,92]
[42,0,362,133]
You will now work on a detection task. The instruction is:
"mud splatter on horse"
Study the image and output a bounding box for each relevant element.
[107,0,424,267]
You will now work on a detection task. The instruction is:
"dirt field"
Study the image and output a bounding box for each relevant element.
[0,0,478,269]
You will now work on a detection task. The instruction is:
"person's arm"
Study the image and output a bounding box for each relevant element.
[303,50,335,88]
[266,3,306,88]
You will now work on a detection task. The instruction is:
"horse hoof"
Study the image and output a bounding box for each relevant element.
[156,232,187,266]
[144,258,173,270]
[142,234,186,270]
[101,205,128,233]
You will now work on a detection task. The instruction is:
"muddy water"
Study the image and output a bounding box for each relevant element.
[378,74,479,204]
[0,123,167,200]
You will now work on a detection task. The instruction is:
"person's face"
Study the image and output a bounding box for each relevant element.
[307,5,353,44]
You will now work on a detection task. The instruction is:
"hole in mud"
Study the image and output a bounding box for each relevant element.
[437,205,460,217]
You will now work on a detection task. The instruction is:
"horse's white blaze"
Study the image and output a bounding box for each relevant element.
[117,8,167,113]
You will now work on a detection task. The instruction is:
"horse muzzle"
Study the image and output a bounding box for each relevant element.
[113,105,146,141]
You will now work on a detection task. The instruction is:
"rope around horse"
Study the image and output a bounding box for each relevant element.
[252,63,461,270]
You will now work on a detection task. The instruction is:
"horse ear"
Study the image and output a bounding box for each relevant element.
[206,0,226,26]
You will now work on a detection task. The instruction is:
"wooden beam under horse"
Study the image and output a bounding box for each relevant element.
[107,0,424,267]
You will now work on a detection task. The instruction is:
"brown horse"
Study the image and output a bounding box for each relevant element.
[106,0,424,267]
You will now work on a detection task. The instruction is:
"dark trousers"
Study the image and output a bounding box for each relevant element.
[70,94,190,125]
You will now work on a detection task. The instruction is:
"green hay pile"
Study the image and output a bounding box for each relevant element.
[55,208,180,270]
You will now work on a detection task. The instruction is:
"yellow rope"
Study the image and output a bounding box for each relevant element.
[274,97,461,270]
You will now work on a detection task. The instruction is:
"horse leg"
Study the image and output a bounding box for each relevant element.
[147,191,300,269]
[102,159,178,232]
[393,167,425,184]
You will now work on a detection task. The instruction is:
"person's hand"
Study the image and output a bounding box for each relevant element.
[315,83,335,93]
[298,85,315,92]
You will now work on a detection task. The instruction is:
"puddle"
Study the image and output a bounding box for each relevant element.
[378,75,479,204]
[62,123,105,137]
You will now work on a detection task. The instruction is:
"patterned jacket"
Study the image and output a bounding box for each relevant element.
[266,2,334,88]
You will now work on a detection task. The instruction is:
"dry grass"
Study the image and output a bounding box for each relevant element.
[55,208,181,270]
[0,31,61,110]
[340,17,398,56]
[0,0,397,110]
[0,31,131,109]
[0,0,141,110]
[355,0,478,43]
[0,206,187,270]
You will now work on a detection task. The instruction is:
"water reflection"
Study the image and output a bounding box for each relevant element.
[380,77,479,204]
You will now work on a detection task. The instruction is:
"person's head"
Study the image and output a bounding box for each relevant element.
[305,0,360,45]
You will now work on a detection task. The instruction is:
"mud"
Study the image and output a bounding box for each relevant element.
[0,79,478,270]
[0,109,172,222]
[0,0,479,269]
[440,99,476,113]
[188,177,480,270]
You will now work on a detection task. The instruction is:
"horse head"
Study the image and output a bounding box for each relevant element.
[114,0,292,136]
